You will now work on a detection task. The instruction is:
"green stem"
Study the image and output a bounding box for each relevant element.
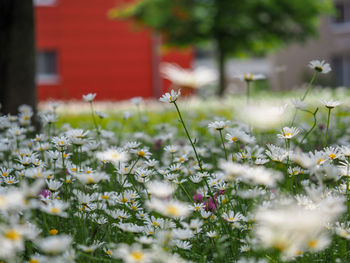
[300,108,319,145]
[301,71,318,101]
[246,81,251,104]
[173,101,202,170]
[173,101,217,207]
[219,129,228,161]
[179,183,193,203]
[324,108,331,148]
[61,151,67,200]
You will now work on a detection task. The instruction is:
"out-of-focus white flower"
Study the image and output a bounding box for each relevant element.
[160,63,217,89]
[146,198,191,218]
[82,93,97,102]
[74,172,109,185]
[308,60,331,74]
[159,89,181,103]
[236,103,292,130]
[130,97,143,106]
[225,128,255,144]
[112,243,152,263]
[96,148,129,163]
[220,161,282,187]
[291,99,308,110]
[321,99,342,109]
[40,200,69,217]
[208,120,230,131]
[235,73,266,82]
[146,181,176,199]
[254,197,343,259]
[36,235,72,254]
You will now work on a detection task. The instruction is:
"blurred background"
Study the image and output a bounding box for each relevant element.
[1,0,348,114]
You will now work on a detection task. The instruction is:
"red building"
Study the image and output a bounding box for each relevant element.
[34,0,192,101]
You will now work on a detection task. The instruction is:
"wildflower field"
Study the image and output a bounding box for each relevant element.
[2,61,350,263]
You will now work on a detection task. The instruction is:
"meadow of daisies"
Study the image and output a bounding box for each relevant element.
[1,60,350,263]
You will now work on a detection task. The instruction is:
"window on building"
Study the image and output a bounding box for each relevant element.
[332,55,350,87]
[36,51,59,85]
[333,2,350,24]
[34,0,57,6]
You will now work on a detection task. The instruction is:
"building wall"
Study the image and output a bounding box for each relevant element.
[35,0,192,101]
[270,1,350,90]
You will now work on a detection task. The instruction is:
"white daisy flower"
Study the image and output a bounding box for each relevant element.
[321,99,342,109]
[277,127,300,140]
[159,89,181,103]
[308,60,331,74]
[82,93,97,102]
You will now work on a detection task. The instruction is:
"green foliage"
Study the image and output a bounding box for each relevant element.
[110,0,334,56]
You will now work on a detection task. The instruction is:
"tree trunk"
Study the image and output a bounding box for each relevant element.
[0,0,36,115]
[217,44,226,97]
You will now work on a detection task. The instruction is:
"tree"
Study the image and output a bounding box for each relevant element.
[0,0,36,114]
[109,0,333,96]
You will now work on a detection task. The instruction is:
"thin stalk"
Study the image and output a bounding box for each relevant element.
[173,101,202,170]
[246,81,251,104]
[219,129,228,161]
[61,151,67,201]
[300,108,319,145]
[179,183,193,203]
[324,108,331,148]
[89,102,99,130]
[291,71,318,126]
[173,101,217,206]
[301,71,318,101]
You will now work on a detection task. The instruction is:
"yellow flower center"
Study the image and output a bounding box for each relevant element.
[308,239,318,249]
[49,229,58,235]
[329,154,336,159]
[112,153,119,159]
[152,222,159,227]
[166,205,179,216]
[101,195,109,200]
[285,133,292,138]
[88,178,94,184]
[121,198,128,203]
[51,207,60,214]
[317,159,324,165]
[229,217,235,221]
[106,250,112,255]
[29,259,39,263]
[273,241,287,251]
[7,180,13,184]
[5,229,21,240]
[138,150,145,157]
[131,251,144,261]
[244,73,253,81]
[2,173,8,177]
[231,137,238,142]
